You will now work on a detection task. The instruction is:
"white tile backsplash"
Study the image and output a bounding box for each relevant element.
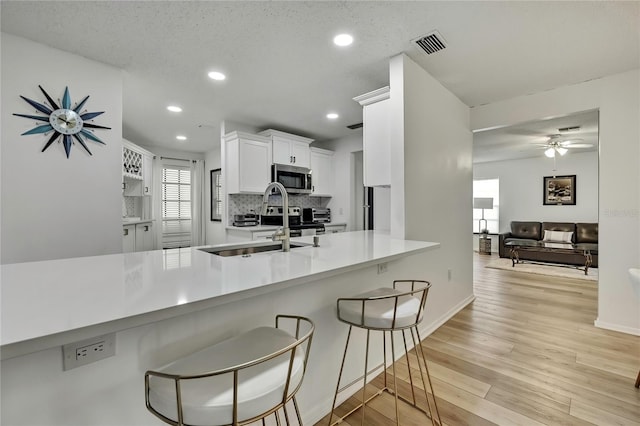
[228,194,330,224]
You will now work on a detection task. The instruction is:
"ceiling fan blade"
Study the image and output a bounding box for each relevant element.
[564,143,594,148]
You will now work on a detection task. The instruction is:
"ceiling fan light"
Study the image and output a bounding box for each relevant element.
[556,147,568,156]
[545,148,556,158]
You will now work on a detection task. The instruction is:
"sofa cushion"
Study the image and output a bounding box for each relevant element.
[576,223,598,243]
[510,222,542,240]
[542,222,576,242]
[542,230,574,243]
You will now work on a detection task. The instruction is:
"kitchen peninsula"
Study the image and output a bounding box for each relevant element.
[1,231,470,425]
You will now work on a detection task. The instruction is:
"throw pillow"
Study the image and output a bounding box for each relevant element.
[543,230,573,243]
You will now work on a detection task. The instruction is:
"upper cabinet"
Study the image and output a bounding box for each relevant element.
[354,87,390,187]
[123,139,154,196]
[259,129,313,168]
[310,147,334,197]
[225,131,272,194]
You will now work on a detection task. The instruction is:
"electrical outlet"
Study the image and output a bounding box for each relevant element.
[63,333,115,371]
[378,262,388,274]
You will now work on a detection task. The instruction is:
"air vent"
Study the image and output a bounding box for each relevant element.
[558,126,581,133]
[413,31,447,55]
[347,122,363,130]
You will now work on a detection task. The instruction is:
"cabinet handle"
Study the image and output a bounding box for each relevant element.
[293,156,296,163]
[122,182,126,190]
[144,225,149,232]
[123,229,129,236]
[144,186,149,193]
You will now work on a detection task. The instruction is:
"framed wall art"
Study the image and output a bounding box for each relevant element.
[543,175,576,205]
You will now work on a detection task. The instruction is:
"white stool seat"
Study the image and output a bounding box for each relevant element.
[338,287,423,329]
[147,326,305,426]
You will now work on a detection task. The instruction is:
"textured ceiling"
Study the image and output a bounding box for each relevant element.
[1,1,638,156]
[473,110,599,164]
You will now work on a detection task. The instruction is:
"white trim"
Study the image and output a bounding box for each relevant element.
[353,86,390,106]
[303,293,475,425]
[257,128,314,144]
[594,318,640,336]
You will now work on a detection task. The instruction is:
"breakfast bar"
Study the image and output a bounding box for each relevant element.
[0,231,469,425]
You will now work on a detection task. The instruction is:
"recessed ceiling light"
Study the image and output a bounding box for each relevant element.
[208,71,226,81]
[176,135,187,141]
[333,33,353,47]
[326,113,339,120]
[167,105,182,113]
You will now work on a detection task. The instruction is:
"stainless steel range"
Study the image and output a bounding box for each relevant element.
[261,206,325,236]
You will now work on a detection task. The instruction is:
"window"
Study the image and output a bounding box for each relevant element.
[210,168,222,221]
[473,178,499,234]
[162,167,191,248]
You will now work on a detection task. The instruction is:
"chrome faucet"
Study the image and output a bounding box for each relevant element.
[261,182,290,252]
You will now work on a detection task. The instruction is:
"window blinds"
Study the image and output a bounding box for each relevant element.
[162,167,192,248]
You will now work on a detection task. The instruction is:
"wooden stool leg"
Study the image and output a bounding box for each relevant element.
[635,370,640,388]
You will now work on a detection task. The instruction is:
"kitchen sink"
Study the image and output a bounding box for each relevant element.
[199,241,311,257]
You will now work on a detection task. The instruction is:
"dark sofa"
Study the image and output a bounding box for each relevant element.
[499,221,598,267]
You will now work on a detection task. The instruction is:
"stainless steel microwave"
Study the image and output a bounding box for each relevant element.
[271,164,312,194]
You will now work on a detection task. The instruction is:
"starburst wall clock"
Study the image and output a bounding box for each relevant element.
[13,85,111,158]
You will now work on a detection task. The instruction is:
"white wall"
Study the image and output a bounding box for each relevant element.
[314,133,363,230]
[389,53,474,324]
[204,146,225,245]
[474,151,599,232]
[1,34,123,264]
[472,69,640,335]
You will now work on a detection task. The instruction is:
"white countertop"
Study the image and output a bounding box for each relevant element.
[122,219,153,226]
[1,231,439,358]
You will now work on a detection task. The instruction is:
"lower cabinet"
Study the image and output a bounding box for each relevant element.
[324,224,346,234]
[123,222,154,253]
[123,225,136,253]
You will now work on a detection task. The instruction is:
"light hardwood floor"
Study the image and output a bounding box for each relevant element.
[315,253,640,426]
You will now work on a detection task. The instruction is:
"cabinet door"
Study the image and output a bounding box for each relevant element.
[325,225,346,234]
[272,137,292,164]
[123,225,135,253]
[252,230,276,241]
[239,139,271,193]
[142,154,153,196]
[310,150,334,196]
[135,223,154,251]
[123,177,143,196]
[291,141,310,168]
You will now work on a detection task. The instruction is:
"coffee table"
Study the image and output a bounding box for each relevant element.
[505,240,598,275]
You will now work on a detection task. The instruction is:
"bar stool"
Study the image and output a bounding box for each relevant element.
[327,280,441,426]
[145,315,314,426]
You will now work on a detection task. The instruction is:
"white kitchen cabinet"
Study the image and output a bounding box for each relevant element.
[135,222,154,251]
[142,153,153,196]
[324,224,347,234]
[354,87,390,187]
[225,132,272,194]
[258,129,313,168]
[123,140,154,196]
[123,221,154,253]
[310,147,334,197]
[123,225,136,253]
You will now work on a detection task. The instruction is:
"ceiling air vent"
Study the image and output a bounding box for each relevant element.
[558,126,581,133]
[347,122,363,130]
[413,31,447,55]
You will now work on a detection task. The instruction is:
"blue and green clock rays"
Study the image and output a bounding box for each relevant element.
[13,85,110,158]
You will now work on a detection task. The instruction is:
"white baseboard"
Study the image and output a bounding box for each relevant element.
[594,318,640,336]
[304,293,476,425]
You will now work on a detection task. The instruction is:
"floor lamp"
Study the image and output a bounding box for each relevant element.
[473,197,493,234]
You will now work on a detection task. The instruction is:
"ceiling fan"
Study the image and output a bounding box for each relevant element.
[537,135,594,158]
